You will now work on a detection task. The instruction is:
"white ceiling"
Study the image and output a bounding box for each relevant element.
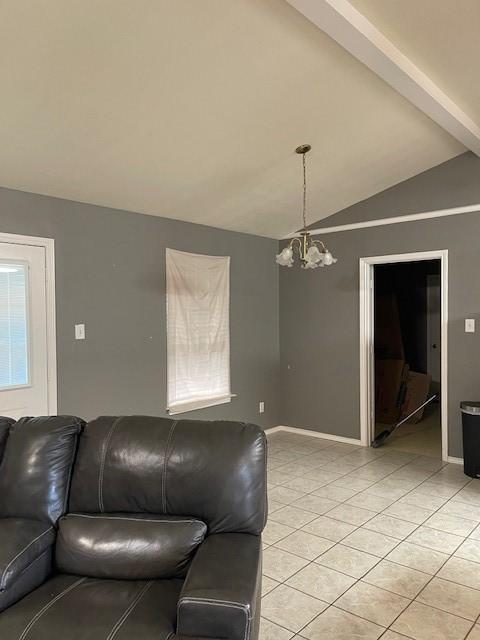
[0,1,468,238]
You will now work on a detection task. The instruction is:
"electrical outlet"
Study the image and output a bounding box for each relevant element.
[259,401,265,414]
[466,318,475,333]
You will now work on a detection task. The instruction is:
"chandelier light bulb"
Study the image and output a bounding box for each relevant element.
[323,250,337,266]
[275,245,294,267]
[305,245,323,264]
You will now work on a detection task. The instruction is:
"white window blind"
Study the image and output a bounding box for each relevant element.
[166,248,232,415]
[0,263,29,389]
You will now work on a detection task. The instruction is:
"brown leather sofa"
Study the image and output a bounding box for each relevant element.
[0,415,267,640]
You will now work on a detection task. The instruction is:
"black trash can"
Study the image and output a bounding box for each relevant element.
[461,401,480,478]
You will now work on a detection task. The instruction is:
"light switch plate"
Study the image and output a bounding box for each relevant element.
[75,323,86,340]
[259,401,265,414]
[465,318,475,333]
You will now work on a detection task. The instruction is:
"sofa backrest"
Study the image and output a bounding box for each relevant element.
[0,416,84,525]
[69,416,267,535]
[0,417,14,463]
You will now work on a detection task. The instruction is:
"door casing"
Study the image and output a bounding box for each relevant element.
[359,250,449,461]
[0,232,57,416]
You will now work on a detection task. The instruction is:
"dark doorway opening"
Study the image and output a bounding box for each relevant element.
[374,259,441,457]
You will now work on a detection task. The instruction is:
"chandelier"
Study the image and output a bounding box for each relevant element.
[276,144,337,269]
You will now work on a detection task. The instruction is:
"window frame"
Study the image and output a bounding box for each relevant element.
[165,248,234,416]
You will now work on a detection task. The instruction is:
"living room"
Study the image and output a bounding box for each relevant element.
[1,1,480,639]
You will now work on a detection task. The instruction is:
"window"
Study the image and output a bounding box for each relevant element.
[0,263,29,389]
[166,248,232,414]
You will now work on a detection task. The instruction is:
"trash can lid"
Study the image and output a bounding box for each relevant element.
[461,401,480,415]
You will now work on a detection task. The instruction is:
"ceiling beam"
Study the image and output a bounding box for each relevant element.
[283,203,480,238]
[285,0,480,156]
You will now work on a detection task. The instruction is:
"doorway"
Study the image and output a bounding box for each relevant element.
[359,250,448,460]
[0,233,56,418]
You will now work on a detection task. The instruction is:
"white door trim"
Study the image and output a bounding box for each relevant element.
[0,232,57,415]
[359,250,448,460]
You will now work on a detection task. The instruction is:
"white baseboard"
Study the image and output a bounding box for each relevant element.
[264,426,285,435]
[265,427,464,463]
[265,425,363,447]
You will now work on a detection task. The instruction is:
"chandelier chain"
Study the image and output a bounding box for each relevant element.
[275,143,337,269]
[302,152,307,230]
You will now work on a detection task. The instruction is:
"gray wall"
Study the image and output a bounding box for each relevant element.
[313,152,480,228]
[280,152,480,457]
[4,150,480,451]
[0,187,280,427]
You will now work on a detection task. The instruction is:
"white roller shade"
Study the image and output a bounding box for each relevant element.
[166,249,232,415]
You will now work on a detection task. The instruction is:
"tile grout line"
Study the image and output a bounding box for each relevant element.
[264,436,414,635]
[264,432,480,640]
[372,462,480,639]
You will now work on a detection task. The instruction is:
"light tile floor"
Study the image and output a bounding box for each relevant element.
[261,430,480,640]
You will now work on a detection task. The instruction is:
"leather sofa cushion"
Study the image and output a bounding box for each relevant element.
[0,416,84,525]
[0,574,181,639]
[0,417,14,463]
[0,518,55,611]
[69,416,267,534]
[56,513,207,579]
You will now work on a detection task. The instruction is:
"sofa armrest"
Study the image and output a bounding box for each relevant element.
[0,518,55,612]
[177,533,262,640]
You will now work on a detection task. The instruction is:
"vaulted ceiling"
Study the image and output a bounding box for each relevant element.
[350,0,480,125]
[0,1,474,238]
